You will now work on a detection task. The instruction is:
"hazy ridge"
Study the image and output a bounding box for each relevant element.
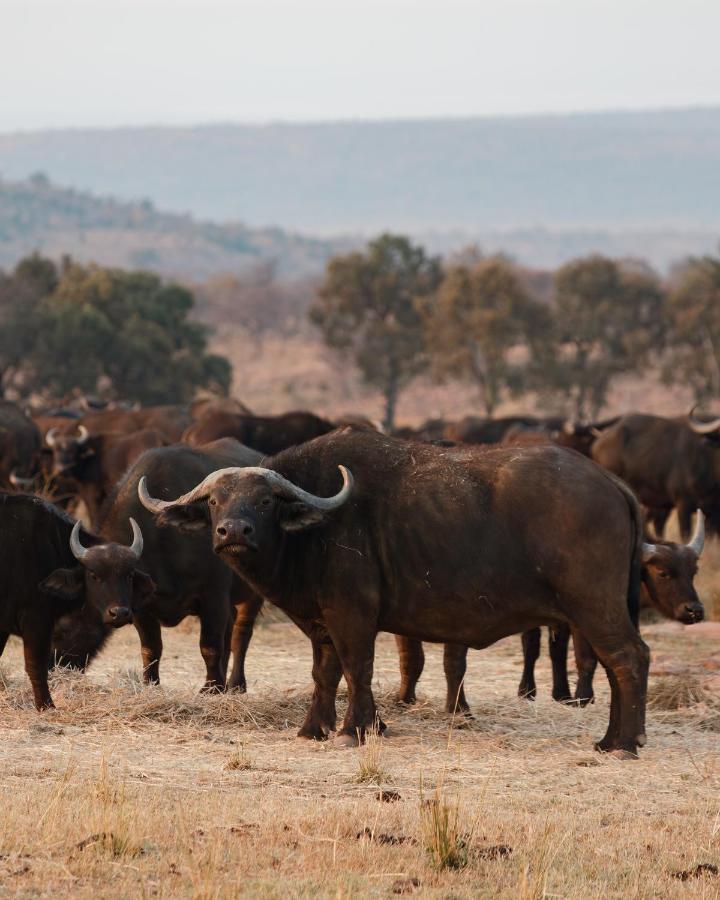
[1,108,720,272]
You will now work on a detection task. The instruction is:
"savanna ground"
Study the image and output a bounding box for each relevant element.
[1,533,720,898]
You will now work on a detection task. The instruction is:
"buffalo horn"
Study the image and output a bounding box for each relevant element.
[641,539,658,562]
[9,469,34,489]
[46,427,58,448]
[688,416,720,435]
[138,465,353,513]
[69,520,90,560]
[76,425,90,445]
[687,510,705,558]
[70,516,143,562]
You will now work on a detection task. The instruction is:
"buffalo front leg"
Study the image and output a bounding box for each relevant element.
[323,610,383,745]
[549,624,572,702]
[23,628,54,710]
[0,631,9,658]
[227,592,263,692]
[518,628,541,699]
[444,643,471,715]
[134,612,163,685]
[285,613,343,740]
[395,635,424,704]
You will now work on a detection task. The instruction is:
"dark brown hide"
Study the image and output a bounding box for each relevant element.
[141,429,650,755]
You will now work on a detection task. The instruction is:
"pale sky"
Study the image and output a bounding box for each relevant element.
[2,0,720,131]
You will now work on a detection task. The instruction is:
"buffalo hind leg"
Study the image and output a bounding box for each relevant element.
[549,625,572,702]
[589,631,649,756]
[519,628,541,699]
[676,501,694,542]
[199,605,230,692]
[24,629,54,710]
[572,630,598,706]
[395,636,424,704]
[444,644,471,715]
[323,609,383,745]
[227,592,264,692]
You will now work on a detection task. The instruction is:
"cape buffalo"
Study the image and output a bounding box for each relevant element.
[396,512,706,712]
[44,427,167,527]
[592,412,720,538]
[182,410,336,454]
[0,493,152,709]
[138,429,650,757]
[0,401,42,491]
[52,440,264,690]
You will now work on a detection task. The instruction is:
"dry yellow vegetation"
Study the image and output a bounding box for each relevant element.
[2,599,720,898]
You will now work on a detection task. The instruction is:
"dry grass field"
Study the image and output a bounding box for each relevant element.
[3,544,720,900]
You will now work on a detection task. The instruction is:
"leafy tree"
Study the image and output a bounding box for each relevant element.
[310,234,442,430]
[426,257,549,415]
[0,255,231,404]
[662,255,720,403]
[546,256,665,418]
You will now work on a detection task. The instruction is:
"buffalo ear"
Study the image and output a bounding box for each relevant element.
[156,502,210,532]
[132,570,156,597]
[278,501,326,533]
[39,567,85,602]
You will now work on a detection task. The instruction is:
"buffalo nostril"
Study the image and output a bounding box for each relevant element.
[242,524,254,536]
[216,525,227,537]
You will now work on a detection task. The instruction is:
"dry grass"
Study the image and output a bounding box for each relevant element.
[1,615,720,897]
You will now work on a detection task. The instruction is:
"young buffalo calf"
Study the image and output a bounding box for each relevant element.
[0,493,153,709]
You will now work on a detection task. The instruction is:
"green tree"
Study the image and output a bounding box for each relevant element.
[310,234,442,430]
[547,256,665,418]
[426,257,549,415]
[662,255,720,403]
[0,255,231,404]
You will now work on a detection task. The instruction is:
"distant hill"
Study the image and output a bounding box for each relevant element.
[0,174,339,278]
[2,109,720,232]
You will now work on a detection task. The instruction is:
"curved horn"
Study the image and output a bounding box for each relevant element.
[687,510,705,558]
[69,520,89,561]
[138,465,354,514]
[46,427,59,448]
[128,517,143,559]
[642,540,658,562]
[562,420,576,436]
[688,416,720,435]
[76,425,90,445]
[9,469,34,489]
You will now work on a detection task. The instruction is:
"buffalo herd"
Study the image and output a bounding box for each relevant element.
[0,397,716,758]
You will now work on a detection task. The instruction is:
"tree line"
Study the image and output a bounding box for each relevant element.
[311,234,720,430]
[0,254,231,405]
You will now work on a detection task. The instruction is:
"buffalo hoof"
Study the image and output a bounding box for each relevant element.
[397,694,417,705]
[609,748,639,761]
[518,687,536,701]
[297,725,331,741]
[594,739,638,759]
[200,683,224,694]
[334,733,358,749]
[552,691,573,704]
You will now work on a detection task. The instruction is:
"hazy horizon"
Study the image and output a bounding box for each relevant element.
[4,0,720,131]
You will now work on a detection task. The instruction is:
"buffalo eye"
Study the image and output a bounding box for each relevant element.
[209,498,217,507]
[658,571,672,580]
